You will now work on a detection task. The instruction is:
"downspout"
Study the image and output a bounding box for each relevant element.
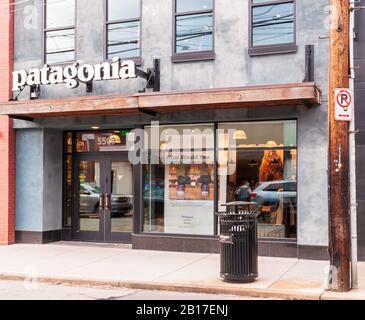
[349,2,358,289]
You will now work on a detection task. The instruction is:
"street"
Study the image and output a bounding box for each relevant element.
[0,280,264,300]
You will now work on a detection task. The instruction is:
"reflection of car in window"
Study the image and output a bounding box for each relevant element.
[79,183,100,215]
[251,180,297,207]
[80,184,101,195]
[143,181,164,203]
[79,183,132,217]
[143,181,164,216]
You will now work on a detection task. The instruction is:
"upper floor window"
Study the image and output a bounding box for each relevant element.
[172,0,215,62]
[44,0,76,65]
[249,0,297,56]
[106,0,141,60]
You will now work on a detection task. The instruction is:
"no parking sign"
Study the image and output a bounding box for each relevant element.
[335,88,353,121]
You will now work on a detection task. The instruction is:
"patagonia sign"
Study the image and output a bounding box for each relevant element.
[12,58,136,91]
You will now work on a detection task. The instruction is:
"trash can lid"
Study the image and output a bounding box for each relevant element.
[216,210,260,219]
[220,201,257,207]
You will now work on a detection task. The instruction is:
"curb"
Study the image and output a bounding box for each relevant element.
[0,273,323,300]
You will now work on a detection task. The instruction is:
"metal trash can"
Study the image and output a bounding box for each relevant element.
[217,202,259,283]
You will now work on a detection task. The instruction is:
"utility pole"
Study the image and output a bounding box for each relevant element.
[328,0,351,292]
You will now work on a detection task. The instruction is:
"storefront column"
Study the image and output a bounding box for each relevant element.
[0,0,15,245]
[0,116,15,245]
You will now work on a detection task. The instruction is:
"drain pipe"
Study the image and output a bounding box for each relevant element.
[349,2,358,289]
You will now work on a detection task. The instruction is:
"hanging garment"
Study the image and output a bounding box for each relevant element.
[259,150,284,182]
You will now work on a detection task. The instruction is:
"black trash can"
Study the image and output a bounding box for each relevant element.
[217,202,259,283]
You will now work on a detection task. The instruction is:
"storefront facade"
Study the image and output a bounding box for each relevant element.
[0,0,331,259]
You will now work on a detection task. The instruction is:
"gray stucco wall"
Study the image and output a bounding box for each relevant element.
[16,129,44,231]
[15,128,63,232]
[13,0,330,247]
[42,129,63,231]
[13,0,329,96]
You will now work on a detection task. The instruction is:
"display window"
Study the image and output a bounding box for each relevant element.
[218,120,297,239]
[64,121,298,240]
[143,124,215,236]
[143,120,297,239]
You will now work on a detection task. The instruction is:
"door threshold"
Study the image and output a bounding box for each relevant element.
[51,241,132,249]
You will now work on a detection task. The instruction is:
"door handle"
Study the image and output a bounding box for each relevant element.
[99,193,104,209]
[105,193,110,210]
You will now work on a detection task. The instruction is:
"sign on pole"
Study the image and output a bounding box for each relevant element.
[335,88,353,121]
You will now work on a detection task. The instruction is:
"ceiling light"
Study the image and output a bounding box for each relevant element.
[91,126,100,130]
[248,160,259,167]
[233,130,247,140]
[266,141,278,147]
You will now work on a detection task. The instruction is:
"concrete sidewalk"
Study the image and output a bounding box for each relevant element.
[0,242,364,300]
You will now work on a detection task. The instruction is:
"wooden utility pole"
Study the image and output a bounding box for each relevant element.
[328,0,351,291]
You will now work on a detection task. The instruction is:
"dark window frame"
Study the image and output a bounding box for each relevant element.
[62,132,74,228]
[172,0,216,63]
[104,0,142,64]
[43,0,77,65]
[249,0,297,56]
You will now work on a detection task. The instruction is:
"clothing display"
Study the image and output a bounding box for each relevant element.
[198,175,212,198]
[259,150,284,182]
[164,163,215,235]
[168,164,214,200]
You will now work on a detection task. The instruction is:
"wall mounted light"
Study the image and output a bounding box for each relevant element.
[30,84,40,100]
[86,81,93,93]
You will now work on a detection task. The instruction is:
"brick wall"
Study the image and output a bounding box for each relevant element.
[0,0,15,245]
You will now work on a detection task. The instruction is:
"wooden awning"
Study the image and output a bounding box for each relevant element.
[0,82,321,118]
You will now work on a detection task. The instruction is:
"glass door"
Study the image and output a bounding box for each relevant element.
[72,154,134,243]
[72,158,104,241]
[105,160,134,242]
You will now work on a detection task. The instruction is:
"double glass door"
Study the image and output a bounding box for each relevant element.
[72,153,134,243]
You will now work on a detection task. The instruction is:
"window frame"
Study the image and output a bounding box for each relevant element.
[249,0,297,56]
[172,0,216,63]
[104,0,142,64]
[62,132,73,228]
[43,0,77,66]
